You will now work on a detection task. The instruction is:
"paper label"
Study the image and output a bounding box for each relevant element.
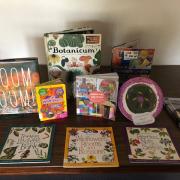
[132,112,155,125]
[89,91,106,104]
[124,50,139,60]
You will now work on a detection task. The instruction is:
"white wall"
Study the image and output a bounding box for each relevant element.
[0,0,180,65]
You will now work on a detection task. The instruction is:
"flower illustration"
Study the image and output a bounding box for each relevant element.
[48,54,60,65]
[100,130,111,137]
[69,128,78,136]
[130,138,141,146]
[102,154,114,162]
[86,155,97,162]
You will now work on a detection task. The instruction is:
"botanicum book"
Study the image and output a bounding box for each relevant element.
[63,127,119,168]
[44,28,101,81]
[0,58,40,114]
[126,127,180,163]
[0,125,55,164]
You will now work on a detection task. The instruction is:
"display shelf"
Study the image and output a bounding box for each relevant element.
[0,65,180,175]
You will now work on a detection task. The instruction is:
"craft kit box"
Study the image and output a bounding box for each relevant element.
[35,79,67,121]
[75,73,119,121]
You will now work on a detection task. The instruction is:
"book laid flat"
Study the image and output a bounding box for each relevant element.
[0,125,55,164]
[63,127,119,168]
[75,73,119,120]
[126,127,180,163]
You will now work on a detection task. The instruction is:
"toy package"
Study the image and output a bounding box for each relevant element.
[112,48,155,75]
[35,79,67,121]
[75,73,119,120]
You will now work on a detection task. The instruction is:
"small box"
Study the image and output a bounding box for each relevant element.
[35,79,67,121]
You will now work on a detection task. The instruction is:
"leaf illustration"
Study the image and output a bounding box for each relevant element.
[46,127,51,133]
[25,127,31,132]
[159,132,168,137]
[4,146,17,156]
[38,143,48,148]
[13,131,19,137]
[15,128,24,131]
[0,154,14,160]
[93,50,101,66]
[160,151,166,155]
[152,130,160,133]
[38,128,45,134]
[32,127,38,132]
[130,129,140,134]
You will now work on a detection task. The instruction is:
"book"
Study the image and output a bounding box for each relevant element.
[35,78,67,121]
[164,97,180,128]
[0,125,55,164]
[112,48,155,75]
[44,27,101,81]
[126,127,180,163]
[0,57,40,114]
[75,73,119,120]
[63,127,119,168]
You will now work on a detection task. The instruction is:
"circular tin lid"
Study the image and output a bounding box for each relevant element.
[118,77,163,121]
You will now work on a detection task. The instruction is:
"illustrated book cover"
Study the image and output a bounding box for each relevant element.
[75,73,119,120]
[35,78,67,121]
[44,27,101,81]
[63,127,119,168]
[0,57,40,114]
[0,125,55,164]
[126,127,180,163]
[164,97,180,128]
[112,48,155,75]
[118,77,163,125]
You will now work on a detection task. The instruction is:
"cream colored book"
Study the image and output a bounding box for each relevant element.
[63,127,119,168]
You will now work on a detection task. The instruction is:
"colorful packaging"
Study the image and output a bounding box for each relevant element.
[35,79,67,121]
[75,73,119,121]
[0,57,40,114]
[112,48,155,75]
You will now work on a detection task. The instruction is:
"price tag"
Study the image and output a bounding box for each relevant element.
[132,112,155,125]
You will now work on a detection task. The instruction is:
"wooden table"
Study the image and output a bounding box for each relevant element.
[0,65,180,176]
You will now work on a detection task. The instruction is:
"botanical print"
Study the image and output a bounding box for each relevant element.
[63,127,119,167]
[0,126,54,163]
[0,58,40,114]
[126,127,180,161]
[44,32,101,80]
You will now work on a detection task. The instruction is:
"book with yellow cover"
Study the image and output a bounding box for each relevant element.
[63,127,119,168]
[35,79,67,121]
